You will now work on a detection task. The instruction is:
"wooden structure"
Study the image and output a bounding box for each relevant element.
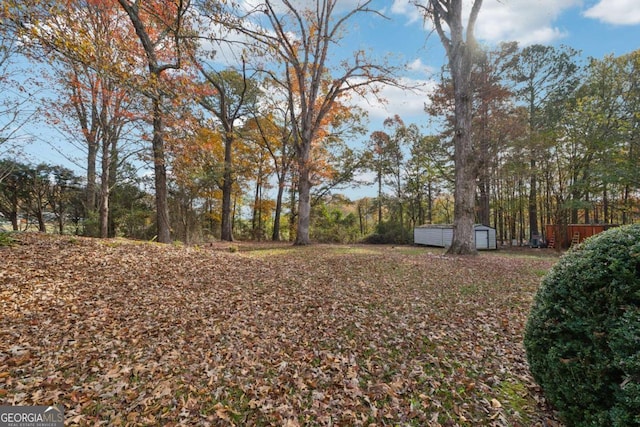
[545,224,616,249]
[414,224,497,250]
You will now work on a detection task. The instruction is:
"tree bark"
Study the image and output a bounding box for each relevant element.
[152,97,171,243]
[220,133,234,241]
[99,127,114,238]
[529,159,538,237]
[9,188,18,231]
[288,180,297,242]
[272,182,285,241]
[295,145,312,245]
[86,139,98,222]
[448,85,478,254]
[99,158,110,238]
[37,211,46,232]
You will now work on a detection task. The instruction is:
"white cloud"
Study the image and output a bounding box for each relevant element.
[391,0,422,24]
[406,58,434,75]
[392,0,581,46]
[350,77,436,122]
[475,0,580,45]
[583,0,640,25]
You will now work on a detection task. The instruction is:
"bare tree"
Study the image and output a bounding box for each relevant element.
[225,0,398,245]
[0,18,36,177]
[416,0,483,255]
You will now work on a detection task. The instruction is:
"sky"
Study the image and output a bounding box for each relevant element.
[5,0,640,197]
[351,0,640,128]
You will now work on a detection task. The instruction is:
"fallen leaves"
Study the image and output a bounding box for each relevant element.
[1,234,563,425]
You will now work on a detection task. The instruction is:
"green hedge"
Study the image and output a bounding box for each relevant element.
[524,224,640,426]
[362,221,412,245]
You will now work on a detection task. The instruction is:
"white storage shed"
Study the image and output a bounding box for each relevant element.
[414,224,497,250]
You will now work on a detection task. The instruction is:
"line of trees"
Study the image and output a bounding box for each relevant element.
[1,0,398,244]
[0,159,156,238]
[0,157,380,243]
[1,1,639,246]
[364,45,640,246]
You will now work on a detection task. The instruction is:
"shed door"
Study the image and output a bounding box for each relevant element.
[476,230,489,249]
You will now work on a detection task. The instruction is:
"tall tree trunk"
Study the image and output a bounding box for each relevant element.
[510,182,517,243]
[99,165,110,238]
[152,97,171,243]
[116,0,190,244]
[427,181,433,224]
[477,71,490,228]
[184,198,192,245]
[288,179,297,242]
[252,176,260,236]
[529,161,538,237]
[57,209,64,234]
[295,160,312,245]
[618,185,624,224]
[36,202,46,232]
[86,139,98,224]
[294,121,312,245]
[272,181,285,241]
[220,133,234,241]
[527,88,537,240]
[108,137,119,237]
[99,132,111,238]
[448,50,478,255]
[417,192,425,225]
[377,165,383,225]
[449,125,477,253]
[584,192,590,224]
[478,178,490,226]
[10,211,18,231]
[10,189,18,231]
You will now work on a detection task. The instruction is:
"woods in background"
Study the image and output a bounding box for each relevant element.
[0,1,639,245]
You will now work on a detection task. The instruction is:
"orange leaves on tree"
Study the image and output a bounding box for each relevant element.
[172,127,223,188]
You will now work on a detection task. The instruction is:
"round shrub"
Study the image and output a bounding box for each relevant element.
[524,224,640,427]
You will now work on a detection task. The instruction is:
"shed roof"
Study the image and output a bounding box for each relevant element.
[415,224,495,230]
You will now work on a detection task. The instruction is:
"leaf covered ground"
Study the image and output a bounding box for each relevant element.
[1,233,563,426]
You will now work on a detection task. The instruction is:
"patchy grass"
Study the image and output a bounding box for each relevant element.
[0,233,562,426]
[0,232,17,247]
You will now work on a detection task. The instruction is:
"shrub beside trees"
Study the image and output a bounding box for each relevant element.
[524,224,640,426]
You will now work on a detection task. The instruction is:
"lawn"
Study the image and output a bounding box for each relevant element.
[0,233,563,426]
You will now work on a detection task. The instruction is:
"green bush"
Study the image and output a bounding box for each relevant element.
[311,204,360,244]
[524,224,640,426]
[0,231,16,247]
[362,221,412,245]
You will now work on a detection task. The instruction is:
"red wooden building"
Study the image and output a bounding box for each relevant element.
[545,224,617,249]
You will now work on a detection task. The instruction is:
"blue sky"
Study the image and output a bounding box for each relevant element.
[6,0,640,197]
[351,0,640,128]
